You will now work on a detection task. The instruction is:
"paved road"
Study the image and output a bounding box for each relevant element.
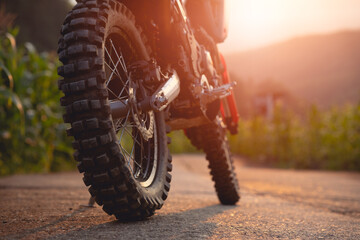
[1,154,359,239]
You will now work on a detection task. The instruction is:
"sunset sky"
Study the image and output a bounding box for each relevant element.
[219,0,360,52]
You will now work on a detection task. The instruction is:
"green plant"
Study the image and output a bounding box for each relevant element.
[168,130,199,154]
[0,28,73,175]
[229,103,360,171]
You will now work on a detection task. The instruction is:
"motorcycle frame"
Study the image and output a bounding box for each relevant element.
[116,0,239,132]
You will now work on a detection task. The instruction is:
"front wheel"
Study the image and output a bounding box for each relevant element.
[186,117,240,204]
[58,1,172,220]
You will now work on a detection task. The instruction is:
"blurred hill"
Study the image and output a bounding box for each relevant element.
[225,30,360,108]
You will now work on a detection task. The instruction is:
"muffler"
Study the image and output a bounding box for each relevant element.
[110,71,180,119]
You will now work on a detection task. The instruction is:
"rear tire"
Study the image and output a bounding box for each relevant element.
[186,118,240,204]
[58,1,172,220]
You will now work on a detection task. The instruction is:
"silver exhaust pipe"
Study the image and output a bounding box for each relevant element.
[110,71,180,119]
[150,70,180,111]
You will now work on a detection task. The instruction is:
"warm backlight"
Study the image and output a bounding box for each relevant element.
[221,0,360,52]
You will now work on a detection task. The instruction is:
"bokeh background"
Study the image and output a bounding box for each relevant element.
[0,0,359,175]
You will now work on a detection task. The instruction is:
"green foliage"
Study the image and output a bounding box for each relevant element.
[168,130,199,154]
[0,29,73,176]
[229,104,360,171]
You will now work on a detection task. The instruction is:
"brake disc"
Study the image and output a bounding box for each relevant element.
[129,81,154,141]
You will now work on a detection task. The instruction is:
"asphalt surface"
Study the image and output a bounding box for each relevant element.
[0,154,359,239]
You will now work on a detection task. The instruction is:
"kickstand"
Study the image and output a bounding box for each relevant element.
[81,196,96,208]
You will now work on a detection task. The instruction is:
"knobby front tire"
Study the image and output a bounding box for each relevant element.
[186,119,240,205]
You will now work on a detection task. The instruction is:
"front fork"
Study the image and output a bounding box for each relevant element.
[219,53,239,134]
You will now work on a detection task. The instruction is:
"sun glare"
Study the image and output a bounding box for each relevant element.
[221,0,360,52]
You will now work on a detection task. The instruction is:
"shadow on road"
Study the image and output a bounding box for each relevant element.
[51,204,239,239]
[2,206,93,240]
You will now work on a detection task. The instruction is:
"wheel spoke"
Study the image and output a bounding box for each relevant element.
[104,47,122,85]
[117,78,130,98]
[120,145,133,172]
[104,61,121,86]
[104,43,130,97]
[110,39,128,76]
[105,58,121,87]
[123,127,142,147]
[104,44,121,76]
[107,88,127,103]
[134,128,145,153]
[119,108,131,142]
[115,122,137,132]
[129,140,137,168]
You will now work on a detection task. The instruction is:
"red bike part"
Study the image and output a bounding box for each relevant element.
[219,53,239,134]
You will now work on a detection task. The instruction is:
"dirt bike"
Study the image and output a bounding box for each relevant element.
[58,0,240,220]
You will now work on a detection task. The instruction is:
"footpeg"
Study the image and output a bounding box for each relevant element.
[203,82,234,99]
[200,81,236,106]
